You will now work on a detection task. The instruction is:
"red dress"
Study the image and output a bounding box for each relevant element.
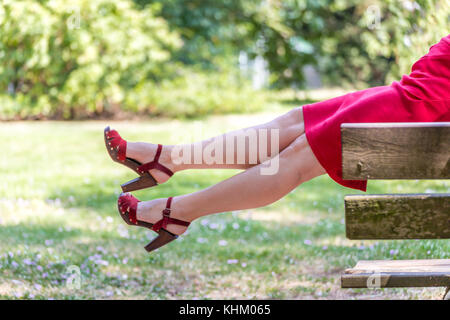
[303,34,450,191]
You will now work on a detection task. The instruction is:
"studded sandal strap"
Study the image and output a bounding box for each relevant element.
[107,130,127,162]
[118,193,139,224]
[136,144,174,177]
[151,197,190,232]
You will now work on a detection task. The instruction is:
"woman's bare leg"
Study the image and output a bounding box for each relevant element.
[136,133,325,235]
[126,107,305,183]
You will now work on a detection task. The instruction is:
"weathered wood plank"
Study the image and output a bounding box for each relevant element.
[345,193,450,239]
[341,122,450,179]
[341,259,450,288]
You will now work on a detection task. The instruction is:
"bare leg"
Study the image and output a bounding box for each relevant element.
[137,134,325,235]
[126,107,305,183]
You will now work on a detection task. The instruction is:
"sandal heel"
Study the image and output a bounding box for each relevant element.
[105,127,174,191]
[144,229,178,253]
[121,173,157,192]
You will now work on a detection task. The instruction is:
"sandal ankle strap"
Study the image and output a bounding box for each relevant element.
[137,144,174,177]
[151,197,190,232]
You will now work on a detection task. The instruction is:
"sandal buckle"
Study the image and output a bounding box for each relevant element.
[162,208,171,217]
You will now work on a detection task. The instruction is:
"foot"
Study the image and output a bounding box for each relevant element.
[126,142,176,184]
[136,198,191,236]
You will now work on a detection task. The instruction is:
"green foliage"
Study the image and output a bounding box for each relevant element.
[135,0,258,67]
[244,0,450,87]
[318,0,450,87]
[0,0,180,119]
[124,66,266,118]
[137,0,449,88]
[1,0,448,119]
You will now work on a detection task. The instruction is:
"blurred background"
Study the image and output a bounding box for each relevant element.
[0,0,449,300]
[1,0,448,120]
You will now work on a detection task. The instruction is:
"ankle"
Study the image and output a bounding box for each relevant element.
[160,145,182,173]
[171,196,202,222]
[126,142,183,173]
[126,142,152,163]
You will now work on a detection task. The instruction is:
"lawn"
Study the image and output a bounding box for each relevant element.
[1,103,449,299]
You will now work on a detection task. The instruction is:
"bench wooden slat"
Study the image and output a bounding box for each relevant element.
[341,122,450,180]
[341,259,450,288]
[345,193,450,239]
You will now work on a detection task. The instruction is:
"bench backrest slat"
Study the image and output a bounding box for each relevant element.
[341,122,450,180]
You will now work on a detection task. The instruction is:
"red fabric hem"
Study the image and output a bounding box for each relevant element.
[302,105,367,192]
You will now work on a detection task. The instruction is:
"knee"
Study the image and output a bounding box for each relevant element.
[276,107,304,129]
[279,134,309,181]
[285,133,308,154]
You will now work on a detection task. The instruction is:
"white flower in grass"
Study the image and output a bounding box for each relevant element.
[201,219,209,226]
[303,239,312,245]
[218,240,228,246]
[232,223,239,230]
[106,216,113,223]
[117,225,129,238]
[95,259,108,266]
[227,259,238,264]
[23,258,33,265]
[34,284,42,291]
[322,245,328,250]
[241,262,247,268]
[11,261,19,268]
[44,239,53,246]
[197,237,207,244]
[209,223,219,230]
[96,246,107,254]
[389,249,399,256]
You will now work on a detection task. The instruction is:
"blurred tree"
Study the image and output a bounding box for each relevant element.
[0,0,180,119]
[1,0,448,119]
[134,0,260,68]
[137,0,449,88]
[317,0,450,87]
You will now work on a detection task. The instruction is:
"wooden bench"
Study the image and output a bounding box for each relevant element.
[339,122,450,299]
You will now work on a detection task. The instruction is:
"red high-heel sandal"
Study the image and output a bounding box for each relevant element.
[117,193,190,252]
[104,126,174,192]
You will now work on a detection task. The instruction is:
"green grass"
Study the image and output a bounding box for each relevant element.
[0,109,449,300]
